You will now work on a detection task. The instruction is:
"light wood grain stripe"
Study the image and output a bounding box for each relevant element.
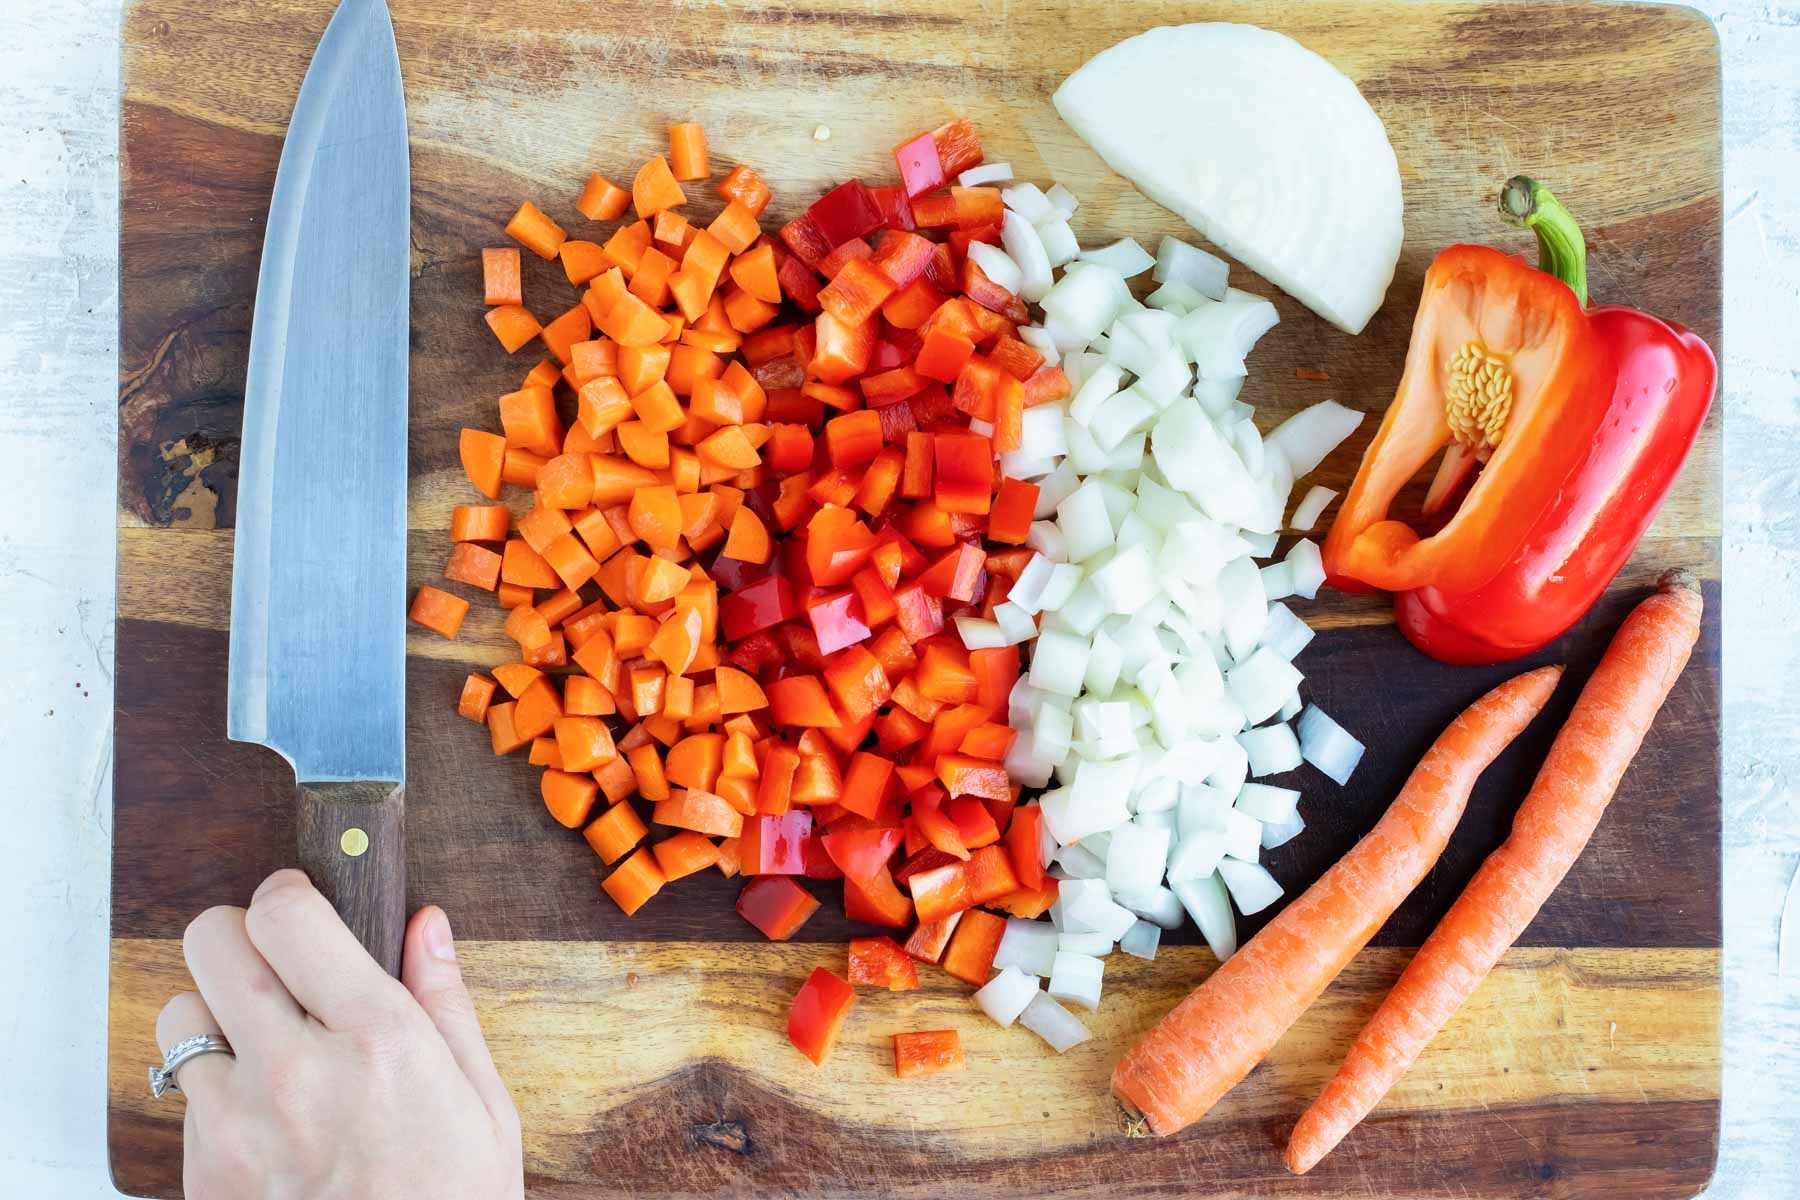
[112,938,1718,1151]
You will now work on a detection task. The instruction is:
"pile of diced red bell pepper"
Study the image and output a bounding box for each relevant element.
[423,116,1071,1072]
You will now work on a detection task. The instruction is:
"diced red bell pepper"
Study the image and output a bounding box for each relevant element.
[808,468,861,507]
[895,844,959,889]
[779,211,834,270]
[992,372,1024,453]
[961,257,1028,323]
[823,644,893,722]
[951,356,1003,421]
[1004,805,1045,889]
[843,862,914,927]
[916,644,980,707]
[792,748,845,806]
[897,497,957,548]
[882,277,947,329]
[909,380,957,426]
[1022,364,1072,407]
[777,622,830,673]
[916,542,987,603]
[987,477,1038,545]
[892,582,945,643]
[868,185,916,232]
[824,408,884,468]
[947,795,1001,848]
[875,397,918,445]
[818,237,873,281]
[903,911,962,963]
[849,937,919,993]
[989,336,1046,381]
[968,645,1019,715]
[940,907,1005,987]
[802,832,844,880]
[757,743,801,815]
[930,119,983,178]
[766,675,842,727]
[822,824,903,886]
[900,432,934,499]
[720,574,799,640]
[853,446,905,516]
[819,256,897,327]
[738,875,821,940]
[765,423,815,473]
[911,789,970,862]
[807,179,884,245]
[805,506,879,586]
[810,311,877,385]
[837,751,895,820]
[932,431,994,515]
[983,792,1018,836]
[959,721,1017,761]
[850,565,898,629]
[787,966,855,1066]
[819,708,878,758]
[874,706,929,755]
[916,328,975,384]
[860,366,929,407]
[990,881,1058,919]
[777,254,823,313]
[892,131,945,199]
[965,843,1021,906]
[893,1029,965,1078]
[908,859,975,924]
[741,811,813,875]
[868,229,937,289]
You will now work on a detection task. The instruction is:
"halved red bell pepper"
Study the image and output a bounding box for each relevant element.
[1323,176,1716,664]
[788,967,855,1065]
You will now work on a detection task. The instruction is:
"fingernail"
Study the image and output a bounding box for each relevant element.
[423,907,456,961]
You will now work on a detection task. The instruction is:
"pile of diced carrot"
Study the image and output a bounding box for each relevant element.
[411,119,1071,1054]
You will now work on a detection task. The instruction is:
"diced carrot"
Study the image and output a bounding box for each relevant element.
[600,292,672,347]
[499,385,561,455]
[523,630,567,668]
[654,830,721,880]
[578,377,634,440]
[512,676,564,742]
[484,304,542,353]
[502,447,547,488]
[559,239,607,286]
[482,247,522,306]
[503,605,553,655]
[542,769,600,828]
[458,674,497,723]
[486,701,527,754]
[602,847,666,915]
[506,201,566,258]
[716,164,772,218]
[495,582,533,609]
[584,799,648,865]
[633,155,688,219]
[540,304,592,366]
[408,587,468,639]
[501,538,561,589]
[450,504,509,544]
[494,663,546,700]
[654,788,744,838]
[576,173,631,221]
[668,123,710,181]
[444,542,501,591]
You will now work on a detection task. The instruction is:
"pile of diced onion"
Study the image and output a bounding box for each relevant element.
[947,166,1369,1049]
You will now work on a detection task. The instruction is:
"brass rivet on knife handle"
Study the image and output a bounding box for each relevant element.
[296,780,407,977]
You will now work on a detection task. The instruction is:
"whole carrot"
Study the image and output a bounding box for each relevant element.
[1112,665,1564,1136]
[1286,570,1703,1174]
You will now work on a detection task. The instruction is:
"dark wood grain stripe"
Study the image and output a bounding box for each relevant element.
[113,586,1720,949]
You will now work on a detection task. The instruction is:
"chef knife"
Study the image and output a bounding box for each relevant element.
[227,0,411,975]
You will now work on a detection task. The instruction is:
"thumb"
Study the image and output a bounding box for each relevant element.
[401,906,511,1119]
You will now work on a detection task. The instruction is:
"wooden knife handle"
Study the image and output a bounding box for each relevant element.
[296,780,406,977]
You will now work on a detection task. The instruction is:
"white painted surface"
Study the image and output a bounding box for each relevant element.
[0,0,1794,1194]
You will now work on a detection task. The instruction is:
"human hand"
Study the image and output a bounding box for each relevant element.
[156,869,523,1199]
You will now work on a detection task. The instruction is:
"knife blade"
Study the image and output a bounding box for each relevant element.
[227,0,411,975]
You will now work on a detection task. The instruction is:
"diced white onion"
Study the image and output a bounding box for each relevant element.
[955,615,1007,650]
[968,240,1023,295]
[1217,857,1284,914]
[1259,807,1305,850]
[959,161,1014,186]
[975,966,1041,1028]
[1153,235,1230,300]
[1172,873,1237,960]
[1236,781,1301,823]
[1046,182,1080,214]
[1078,237,1157,277]
[1057,930,1113,956]
[1120,919,1162,959]
[1238,723,1302,776]
[1226,646,1305,725]
[994,918,1060,977]
[1115,885,1186,930]
[1297,703,1365,786]
[1285,538,1326,600]
[1002,210,1056,302]
[1267,400,1364,478]
[1105,820,1171,893]
[1049,951,1105,1011]
[1002,181,1055,222]
[1020,992,1093,1053]
[1054,840,1107,879]
[1290,484,1337,531]
[1260,602,1315,661]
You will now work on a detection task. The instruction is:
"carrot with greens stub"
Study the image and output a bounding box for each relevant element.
[1286,570,1702,1174]
[1111,665,1565,1136]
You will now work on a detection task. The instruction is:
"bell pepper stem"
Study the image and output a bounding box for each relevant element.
[1499,175,1589,307]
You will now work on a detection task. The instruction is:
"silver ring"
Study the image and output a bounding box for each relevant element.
[149,1033,235,1099]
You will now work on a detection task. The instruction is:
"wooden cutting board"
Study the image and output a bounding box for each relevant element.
[110,1,1723,1195]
